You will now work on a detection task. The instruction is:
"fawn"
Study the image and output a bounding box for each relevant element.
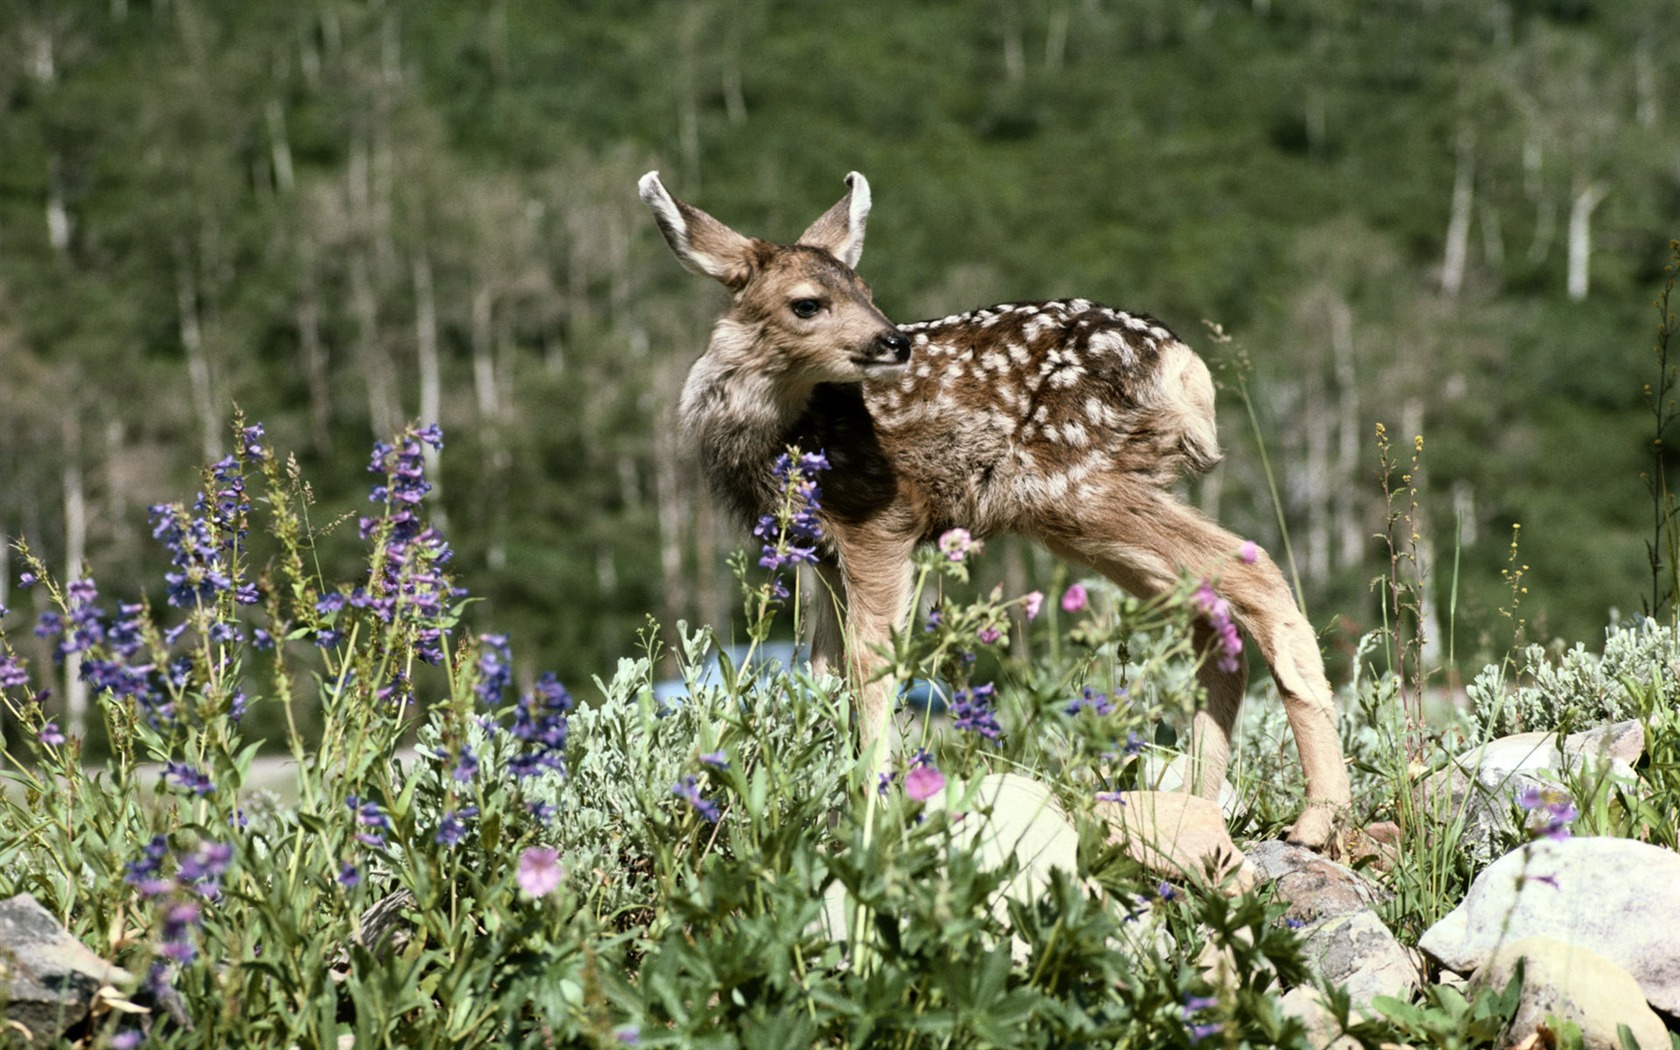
[639,170,1350,849]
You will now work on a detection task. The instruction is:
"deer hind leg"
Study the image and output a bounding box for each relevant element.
[1043,482,1350,850]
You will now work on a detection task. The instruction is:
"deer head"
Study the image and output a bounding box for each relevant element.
[639,171,911,384]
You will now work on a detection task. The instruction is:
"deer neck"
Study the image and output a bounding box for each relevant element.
[679,319,821,524]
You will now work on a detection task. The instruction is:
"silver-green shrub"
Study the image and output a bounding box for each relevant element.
[1469,619,1680,736]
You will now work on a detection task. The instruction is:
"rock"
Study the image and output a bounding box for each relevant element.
[1277,987,1363,1050]
[1293,909,1419,1010]
[819,773,1164,962]
[1246,840,1383,924]
[1472,936,1670,1050]
[1094,791,1256,894]
[1420,837,1680,1015]
[1344,822,1401,874]
[926,772,1081,916]
[1136,752,1240,819]
[0,893,134,1044]
[1419,723,1641,863]
[1562,719,1645,767]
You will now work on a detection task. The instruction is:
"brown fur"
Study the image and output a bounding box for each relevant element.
[639,171,1351,850]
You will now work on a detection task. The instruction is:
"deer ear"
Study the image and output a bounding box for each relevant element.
[797,172,870,269]
[639,171,757,289]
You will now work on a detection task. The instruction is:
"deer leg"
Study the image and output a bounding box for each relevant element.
[830,530,916,769]
[808,561,847,680]
[1045,483,1350,850]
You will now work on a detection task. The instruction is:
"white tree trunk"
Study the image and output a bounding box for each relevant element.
[1567,181,1607,302]
[62,422,88,742]
[1330,301,1362,570]
[175,253,221,463]
[266,98,295,193]
[1441,144,1473,297]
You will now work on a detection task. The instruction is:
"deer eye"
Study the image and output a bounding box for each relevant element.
[790,298,822,319]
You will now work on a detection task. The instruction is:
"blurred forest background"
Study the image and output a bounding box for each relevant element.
[2,0,1678,733]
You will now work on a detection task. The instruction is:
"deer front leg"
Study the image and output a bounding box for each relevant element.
[808,561,847,680]
[830,530,916,771]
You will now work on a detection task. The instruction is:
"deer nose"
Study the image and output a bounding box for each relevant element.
[879,331,912,364]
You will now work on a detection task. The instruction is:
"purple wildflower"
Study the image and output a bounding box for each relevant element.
[509,673,572,779]
[349,796,391,849]
[162,762,214,797]
[157,901,202,965]
[124,835,174,898]
[951,683,1002,742]
[39,722,66,747]
[434,806,478,847]
[699,750,728,768]
[17,571,36,589]
[0,655,29,690]
[450,745,479,782]
[178,841,233,897]
[239,423,267,461]
[361,424,460,664]
[475,633,512,704]
[754,449,828,592]
[1065,686,1115,717]
[672,775,720,823]
[338,862,362,888]
[1516,784,1577,841]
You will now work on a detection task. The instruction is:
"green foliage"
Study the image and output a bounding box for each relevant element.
[1372,962,1524,1050]
[0,425,1342,1047]
[1467,619,1680,736]
[4,0,1680,735]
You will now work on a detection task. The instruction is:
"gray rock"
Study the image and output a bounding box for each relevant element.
[1420,722,1641,863]
[1293,909,1419,1010]
[1246,840,1383,924]
[1136,752,1239,819]
[1420,837,1680,1015]
[0,893,134,1044]
[820,773,1166,962]
[1472,935,1671,1050]
[1277,987,1362,1050]
[1094,791,1256,893]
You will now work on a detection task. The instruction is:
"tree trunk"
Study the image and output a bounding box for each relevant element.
[1441,143,1473,297]
[175,247,221,463]
[1303,363,1331,587]
[296,242,333,455]
[1566,180,1607,302]
[413,253,447,532]
[46,155,71,253]
[266,98,295,193]
[351,250,398,439]
[1329,302,1361,571]
[62,420,88,742]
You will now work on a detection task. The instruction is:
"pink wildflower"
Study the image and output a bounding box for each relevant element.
[1237,540,1260,565]
[1191,581,1243,674]
[1061,583,1088,613]
[517,846,563,898]
[904,765,946,802]
[1022,590,1044,620]
[938,528,979,562]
